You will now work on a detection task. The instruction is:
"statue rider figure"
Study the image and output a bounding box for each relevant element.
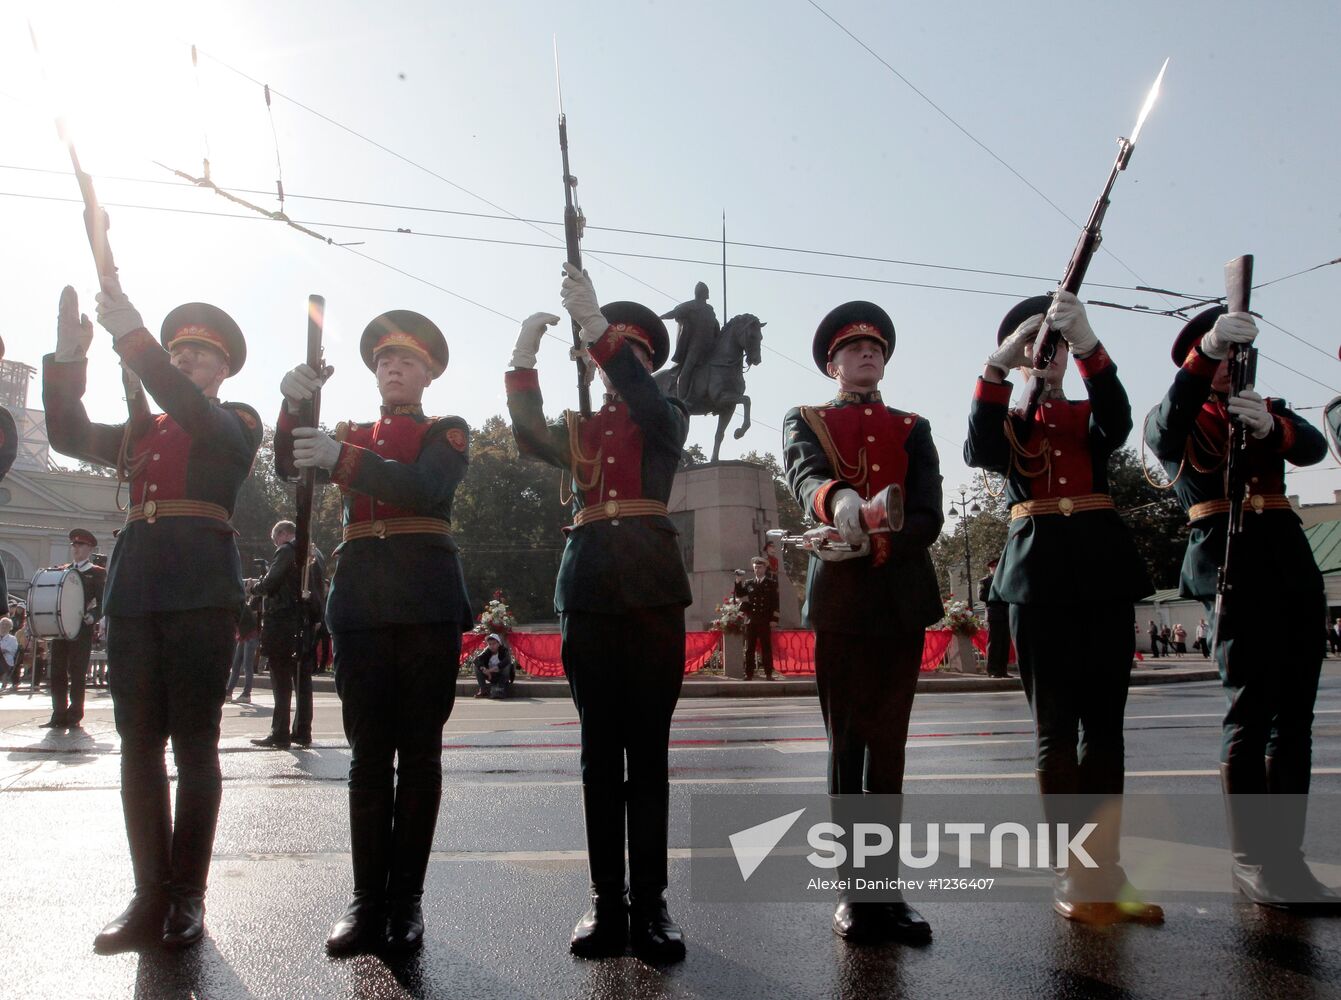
[660,282,719,405]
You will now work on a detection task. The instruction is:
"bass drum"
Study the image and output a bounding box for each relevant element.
[27,567,85,640]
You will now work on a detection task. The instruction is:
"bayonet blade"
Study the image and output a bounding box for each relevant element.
[553,35,565,118]
[1129,57,1169,145]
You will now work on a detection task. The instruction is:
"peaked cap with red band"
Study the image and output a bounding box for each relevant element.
[600,300,670,371]
[160,303,246,374]
[997,294,1053,345]
[812,300,895,373]
[68,527,97,546]
[360,310,448,377]
[1170,304,1227,367]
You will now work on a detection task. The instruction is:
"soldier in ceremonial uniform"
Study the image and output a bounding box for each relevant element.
[965,292,1162,925]
[1145,306,1339,909]
[782,301,943,945]
[276,310,472,954]
[739,556,779,680]
[42,528,106,729]
[43,282,260,952]
[505,263,692,963]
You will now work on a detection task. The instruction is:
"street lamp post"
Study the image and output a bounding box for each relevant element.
[947,485,981,609]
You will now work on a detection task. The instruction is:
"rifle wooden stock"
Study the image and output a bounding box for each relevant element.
[295,295,324,603]
[558,114,592,418]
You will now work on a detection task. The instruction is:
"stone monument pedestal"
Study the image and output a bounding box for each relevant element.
[667,461,802,631]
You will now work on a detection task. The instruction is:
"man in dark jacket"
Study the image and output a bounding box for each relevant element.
[977,557,1009,678]
[739,556,779,680]
[251,521,303,748]
[965,292,1161,926]
[473,633,515,699]
[1146,304,1338,910]
[277,310,472,954]
[783,300,943,945]
[45,282,260,952]
[505,263,692,963]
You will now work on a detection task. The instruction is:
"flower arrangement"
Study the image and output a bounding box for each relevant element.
[709,596,748,633]
[473,589,517,636]
[940,596,982,636]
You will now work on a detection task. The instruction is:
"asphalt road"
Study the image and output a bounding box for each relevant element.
[0,665,1338,999]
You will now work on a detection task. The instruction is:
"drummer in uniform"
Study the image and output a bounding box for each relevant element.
[1145,305,1339,909]
[42,528,106,729]
[505,263,692,963]
[782,301,943,945]
[42,281,260,952]
[965,292,1161,925]
[277,310,473,955]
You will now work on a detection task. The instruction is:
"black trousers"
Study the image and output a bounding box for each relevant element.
[1010,602,1132,794]
[814,628,923,795]
[1204,598,1323,791]
[262,621,311,738]
[49,629,92,723]
[985,602,1010,676]
[743,620,774,678]
[561,607,685,894]
[107,609,234,893]
[333,624,459,899]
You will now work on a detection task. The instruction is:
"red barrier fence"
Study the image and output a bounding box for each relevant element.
[464,628,975,677]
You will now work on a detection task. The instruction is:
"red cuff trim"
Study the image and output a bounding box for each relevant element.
[1276,412,1296,454]
[276,406,299,434]
[113,328,158,365]
[974,378,1012,405]
[1181,345,1219,380]
[42,355,88,393]
[505,367,540,392]
[1074,343,1113,379]
[813,479,841,525]
[587,327,625,367]
[330,443,364,488]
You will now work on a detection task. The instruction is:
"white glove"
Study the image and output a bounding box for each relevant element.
[830,488,867,546]
[93,274,145,341]
[55,286,94,362]
[986,315,1041,375]
[560,262,608,344]
[511,312,561,369]
[1200,311,1258,361]
[1227,389,1274,439]
[569,346,596,386]
[292,426,342,470]
[280,364,332,412]
[1048,290,1098,357]
[803,526,871,562]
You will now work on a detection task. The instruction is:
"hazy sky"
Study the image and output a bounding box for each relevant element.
[3,0,1339,519]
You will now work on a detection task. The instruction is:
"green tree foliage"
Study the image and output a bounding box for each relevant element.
[931,485,1009,600]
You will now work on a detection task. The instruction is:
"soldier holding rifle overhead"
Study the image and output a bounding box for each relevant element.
[1145,284,1339,910]
[44,279,261,953]
[276,311,473,954]
[965,292,1161,926]
[505,263,692,963]
[782,301,944,946]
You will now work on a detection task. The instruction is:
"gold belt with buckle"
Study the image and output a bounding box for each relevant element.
[126,499,231,526]
[1010,494,1115,519]
[342,516,453,542]
[571,499,669,528]
[1187,494,1292,522]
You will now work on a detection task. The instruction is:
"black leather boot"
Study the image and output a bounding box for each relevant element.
[384,781,442,954]
[161,753,223,950]
[628,779,684,962]
[328,785,393,955]
[570,785,628,958]
[94,778,172,953]
[1259,757,1341,910]
[629,890,685,963]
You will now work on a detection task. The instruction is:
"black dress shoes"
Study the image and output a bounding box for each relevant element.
[570,889,629,958]
[628,892,685,964]
[162,890,206,949]
[93,889,169,954]
[326,896,385,956]
[833,899,932,945]
[251,733,291,749]
[290,731,312,747]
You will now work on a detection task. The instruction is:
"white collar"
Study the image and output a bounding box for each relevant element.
[75,559,93,571]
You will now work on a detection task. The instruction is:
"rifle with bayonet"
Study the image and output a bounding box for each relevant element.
[1209,255,1256,661]
[1023,59,1168,422]
[554,40,592,418]
[294,295,325,659]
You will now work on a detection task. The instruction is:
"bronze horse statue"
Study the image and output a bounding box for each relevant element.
[655,313,764,462]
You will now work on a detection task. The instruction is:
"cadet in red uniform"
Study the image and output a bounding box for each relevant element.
[965,291,1161,925]
[1146,306,1339,909]
[43,282,261,952]
[43,527,106,729]
[505,264,692,963]
[782,301,944,945]
[277,311,472,955]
